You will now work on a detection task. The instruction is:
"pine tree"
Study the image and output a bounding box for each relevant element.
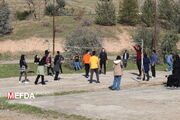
[158,0,180,32]
[0,2,12,35]
[118,0,139,26]
[95,0,116,26]
[141,0,155,27]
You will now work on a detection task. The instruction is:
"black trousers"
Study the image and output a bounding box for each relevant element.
[100,61,106,74]
[143,71,149,81]
[136,60,141,76]
[123,59,128,68]
[85,64,90,77]
[47,66,54,75]
[90,69,99,83]
[60,64,63,73]
[54,71,60,80]
[19,71,27,81]
[151,65,156,77]
[35,75,45,84]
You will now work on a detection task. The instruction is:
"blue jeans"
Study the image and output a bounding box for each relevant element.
[74,62,81,70]
[167,62,173,71]
[112,76,121,90]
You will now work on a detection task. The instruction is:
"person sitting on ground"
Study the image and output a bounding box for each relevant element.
[143,53,150,81]
[109,56,123,91]
[74,53,81,71]
[19,54,29,83]
[89,51,100,83]
[167,55,180,87]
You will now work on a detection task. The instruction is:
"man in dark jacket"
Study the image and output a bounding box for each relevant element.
[99,48,108,74]
[54,51,64,80]
[122,50,129,68]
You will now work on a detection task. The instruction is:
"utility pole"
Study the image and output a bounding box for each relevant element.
[154,0,157,50]
[52,0,56,56]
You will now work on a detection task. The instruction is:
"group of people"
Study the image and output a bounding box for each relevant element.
[18,46,180,89]
[133,45,158,81]
[19,50,64,85]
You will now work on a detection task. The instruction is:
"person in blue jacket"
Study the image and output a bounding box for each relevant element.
[151,50,158,78]
[166,53,173,71]
[143,53,150,81]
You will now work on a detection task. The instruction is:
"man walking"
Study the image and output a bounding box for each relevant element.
[151,50,157,78]
[83,50,91,78]
[54,51,64,80]
[122,50,129,68]
[90,51,100,83]
[99,48,108,74]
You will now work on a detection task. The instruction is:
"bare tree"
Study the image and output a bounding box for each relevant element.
[25,0,37,19]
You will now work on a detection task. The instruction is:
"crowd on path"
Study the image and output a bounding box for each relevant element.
[18,46,180,90]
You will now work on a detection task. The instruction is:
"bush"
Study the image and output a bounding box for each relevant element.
[0,2,12,35]
[57,8,74,16]
[45,3,57,16]
[73,8,85,21]
[16,11,31,20]
[95,0,116,26]
[65,26,102,67]
[56,0,65,9]
[80,17,93,27]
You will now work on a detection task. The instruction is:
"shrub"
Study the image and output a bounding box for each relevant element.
[45,3,57,16]
[65,26,102,67]
[16,11,31,20]
[0,2,12,35]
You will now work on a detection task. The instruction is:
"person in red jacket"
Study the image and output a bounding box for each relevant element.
[133,45,142,76]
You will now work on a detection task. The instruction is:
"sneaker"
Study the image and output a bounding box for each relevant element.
[24,81,29,84]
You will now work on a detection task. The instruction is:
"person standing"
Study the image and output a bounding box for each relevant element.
[109,56,123,91]
[19,55,28,83]
[166,53,173,71]
[151,50,157,78]
[83,50,91,78]
[122,50,129,68]
[34,55,40,64]
[143,54,150,81]
[74,53,81,71]
[46,53,54,76]
[133,45,142,76]
[35,50,49,85]
[89,51,100,83]
[54,51,64,80]
[99,48,108,74]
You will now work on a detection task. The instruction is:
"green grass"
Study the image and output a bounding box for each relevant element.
[0,59,168,78]
[35,90,89,97]
[0,97,93,120]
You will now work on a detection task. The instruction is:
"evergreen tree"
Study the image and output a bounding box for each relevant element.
[118,0,139,26]
[56,0,65,9]
[141,0,155,27]
[158,0,180,32]
[95,0,116,26]
[0,2,12,35]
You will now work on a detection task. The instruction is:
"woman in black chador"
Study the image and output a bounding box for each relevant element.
[167,55,180,87]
